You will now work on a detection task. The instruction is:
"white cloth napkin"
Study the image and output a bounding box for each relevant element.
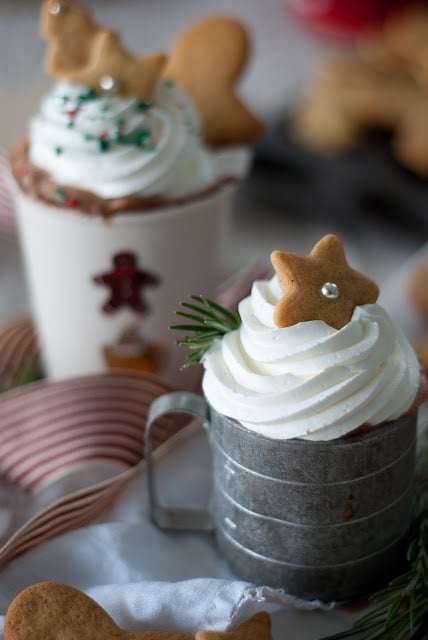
[0,425,331,638]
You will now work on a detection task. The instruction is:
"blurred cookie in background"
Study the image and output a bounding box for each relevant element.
[289,2,428,179]
[246,2,428,236]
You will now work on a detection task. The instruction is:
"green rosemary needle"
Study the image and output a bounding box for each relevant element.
[322,430,428,640]
[170,295,241,368]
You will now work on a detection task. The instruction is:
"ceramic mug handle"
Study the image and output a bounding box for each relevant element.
[145,391,213,531]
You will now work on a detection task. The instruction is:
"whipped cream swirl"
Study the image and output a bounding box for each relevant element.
[202,275,421,440]
[29,81,248,200]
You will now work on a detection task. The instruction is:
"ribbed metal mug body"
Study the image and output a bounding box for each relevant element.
[145,392,417,602]
[209,408,416,602]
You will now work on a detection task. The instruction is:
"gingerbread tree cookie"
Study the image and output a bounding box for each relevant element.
[271,234,379,330]
[41,0,166,101]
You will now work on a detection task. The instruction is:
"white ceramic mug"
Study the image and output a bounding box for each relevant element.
[14,184,236,385]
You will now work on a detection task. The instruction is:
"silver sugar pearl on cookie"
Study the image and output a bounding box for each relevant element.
[99,76,120,93]
[321,282,340,299]
[49,2,63,15]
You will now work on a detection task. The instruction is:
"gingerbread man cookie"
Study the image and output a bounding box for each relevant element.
[271,234,379,330]
[163,17,263,147]
[4,582,272,640]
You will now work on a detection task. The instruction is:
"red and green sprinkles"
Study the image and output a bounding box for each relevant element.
[48,81,193,158]
[82,125,154,152]
[55,90,157,154]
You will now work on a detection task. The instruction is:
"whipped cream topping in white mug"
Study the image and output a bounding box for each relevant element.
[202,275,421,440]
[29,80,248,200]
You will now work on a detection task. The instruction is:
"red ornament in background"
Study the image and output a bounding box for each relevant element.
[93,252,160,314]
[285,0,409,36]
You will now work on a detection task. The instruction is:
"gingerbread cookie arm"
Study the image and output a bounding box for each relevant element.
[163,17,263,146]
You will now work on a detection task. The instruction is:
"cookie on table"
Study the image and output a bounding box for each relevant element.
[4,581,273,640]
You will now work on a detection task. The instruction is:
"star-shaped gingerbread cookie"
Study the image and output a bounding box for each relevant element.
[270,234,379,330]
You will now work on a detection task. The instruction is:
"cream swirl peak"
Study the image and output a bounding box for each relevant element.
[202,274,421,441]
[29,80,249,200]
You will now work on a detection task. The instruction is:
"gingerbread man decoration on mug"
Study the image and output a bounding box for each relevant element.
[93,252,160,314]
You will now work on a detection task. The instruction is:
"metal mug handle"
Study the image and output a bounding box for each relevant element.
[145,391,213,531]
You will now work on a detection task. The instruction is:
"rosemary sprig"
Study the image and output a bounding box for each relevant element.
[322,428,428,640]
[170,295,241,368]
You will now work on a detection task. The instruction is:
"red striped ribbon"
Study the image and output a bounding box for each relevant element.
[0,367,187,568]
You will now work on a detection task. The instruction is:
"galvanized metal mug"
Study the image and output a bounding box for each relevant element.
[145,391,417,602]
